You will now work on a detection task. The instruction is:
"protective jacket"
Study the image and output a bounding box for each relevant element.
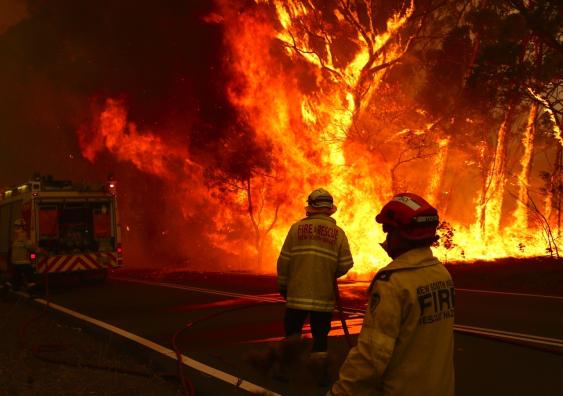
[329,247,455,396]
[11,231,33,265]
[277,214,353,312]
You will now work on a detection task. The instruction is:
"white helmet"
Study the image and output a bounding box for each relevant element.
[307,188,334,209]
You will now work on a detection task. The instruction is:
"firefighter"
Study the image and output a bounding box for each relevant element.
[10,218,36,292]
[276,188,354,381]
[329,193,455,396]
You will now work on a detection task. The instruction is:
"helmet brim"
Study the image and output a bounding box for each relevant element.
[305,205,337,215]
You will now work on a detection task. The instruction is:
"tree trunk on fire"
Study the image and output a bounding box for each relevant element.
[427,137,450,206]
[542,138,562,241]
[556,146,562,238]
[513,103,538,230]
[478,101,517,239]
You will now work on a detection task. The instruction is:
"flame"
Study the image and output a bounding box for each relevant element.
[511,104,538,231]
[78,98,191,177]
[221,0,558,269]
[78,1,560,277]
[220,0,420,274]
[528,88,563,146]
[427,137,450,205]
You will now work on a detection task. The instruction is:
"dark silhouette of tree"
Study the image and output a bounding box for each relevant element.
[203,122,281,265]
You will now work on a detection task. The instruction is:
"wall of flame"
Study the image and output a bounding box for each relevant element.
[75,0,561,277]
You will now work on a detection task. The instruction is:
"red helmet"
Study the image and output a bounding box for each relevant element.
[375,193,439,240]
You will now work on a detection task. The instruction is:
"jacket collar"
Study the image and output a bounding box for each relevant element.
[382,247,439,272]
[302,214,336,223]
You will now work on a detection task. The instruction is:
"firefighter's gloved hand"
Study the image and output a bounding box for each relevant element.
[279,289,287,300]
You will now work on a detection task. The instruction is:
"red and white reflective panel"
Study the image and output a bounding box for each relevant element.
[36,252,120,273]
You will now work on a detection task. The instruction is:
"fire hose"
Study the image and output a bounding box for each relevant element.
[14,271,287,396]
[334,280,353,349]
[171,301,272,396]
[171,280,354,396]
[14,271,563,396]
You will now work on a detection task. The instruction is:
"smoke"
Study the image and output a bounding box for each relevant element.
[0,0,28,34]
[0,0,276,269]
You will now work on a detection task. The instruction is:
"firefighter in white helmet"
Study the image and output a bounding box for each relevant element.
[276,188,354,381]
[329,193,455,396]
[10,218,36,291]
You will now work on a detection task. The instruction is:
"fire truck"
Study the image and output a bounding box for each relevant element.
[0,176,122,283]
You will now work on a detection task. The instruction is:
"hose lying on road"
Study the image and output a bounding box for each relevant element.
[15,274,563,396]
[171,301,274,396]
[171,280,354,396]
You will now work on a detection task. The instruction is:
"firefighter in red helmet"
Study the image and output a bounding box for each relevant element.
[329,193,455,396]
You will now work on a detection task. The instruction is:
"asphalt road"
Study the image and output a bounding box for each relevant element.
[32,272,563,396]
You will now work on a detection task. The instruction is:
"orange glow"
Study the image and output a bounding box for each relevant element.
[78,1,560,278]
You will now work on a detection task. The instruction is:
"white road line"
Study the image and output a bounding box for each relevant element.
[454,324,563,348]
[115,278,563,301]
[114,277,563,350]
[456,288,563,300]
[454,324,563,344]
[114,277,285,304]
[29,296,281,396]
[117,277,563,305]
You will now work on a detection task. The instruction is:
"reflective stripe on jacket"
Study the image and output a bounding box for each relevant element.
[329,247,455,396]
[277,214,353,312]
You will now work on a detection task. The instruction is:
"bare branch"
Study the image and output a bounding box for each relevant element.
[336,0,374,55]
[282,30,343,80]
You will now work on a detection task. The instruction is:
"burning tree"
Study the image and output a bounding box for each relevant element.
[463,1,562,245]
[530,87,563,240]
[262,0,421,116]
[211,0,438,272]
[204,157,283,266]
[64,0,562,273]
[199,117,285,266]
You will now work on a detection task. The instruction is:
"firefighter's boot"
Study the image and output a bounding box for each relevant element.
[307,351,330,387]
[273,335,306,383]
[244,346,277,376]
